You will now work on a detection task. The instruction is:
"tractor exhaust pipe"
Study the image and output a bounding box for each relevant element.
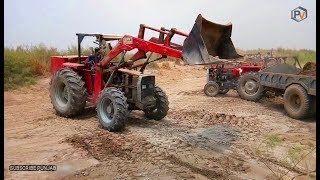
[182,14,242,65]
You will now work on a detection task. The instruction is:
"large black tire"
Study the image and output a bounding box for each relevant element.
[237,72,264,101]
[50,68,87,117]
[144,86,169,120]
[96,87,128,131]
[204,81,219,97]
[311,96,316,117]
[284,84,312,119]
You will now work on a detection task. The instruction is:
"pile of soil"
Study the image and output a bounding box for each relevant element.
[64,131,137,161]
[298,62,316,76]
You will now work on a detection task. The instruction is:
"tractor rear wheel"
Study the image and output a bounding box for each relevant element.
[96,87,128,131]
[144,86,169,120]
[204,81,219,97]
[50,68,87,117]
[237,72,264,101]
[284,84,312,119]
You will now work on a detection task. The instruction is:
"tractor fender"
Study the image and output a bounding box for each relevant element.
[62,62,85,69]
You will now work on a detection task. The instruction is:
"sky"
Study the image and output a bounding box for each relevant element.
[4,0,316,50]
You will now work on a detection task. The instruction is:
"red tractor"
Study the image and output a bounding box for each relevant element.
[49,14,241,131]
[204,61,263,97]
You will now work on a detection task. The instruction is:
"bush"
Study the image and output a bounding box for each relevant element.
[4,44,97,90]
[4,44,59,90]
[4,50,35,90]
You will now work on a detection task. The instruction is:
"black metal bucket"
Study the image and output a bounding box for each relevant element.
[182,14,242,65]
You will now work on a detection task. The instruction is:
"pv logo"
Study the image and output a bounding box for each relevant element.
[291,6,307,22]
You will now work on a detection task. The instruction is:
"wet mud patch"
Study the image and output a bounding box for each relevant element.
[182,124,239,151]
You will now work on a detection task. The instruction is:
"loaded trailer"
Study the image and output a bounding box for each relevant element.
[237,61,316,119]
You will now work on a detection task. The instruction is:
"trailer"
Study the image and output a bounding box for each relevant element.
[237,61,316,119]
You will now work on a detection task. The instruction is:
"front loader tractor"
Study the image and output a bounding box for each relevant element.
[49,14,241,131]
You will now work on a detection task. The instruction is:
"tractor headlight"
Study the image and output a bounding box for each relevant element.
[142,85,147,89]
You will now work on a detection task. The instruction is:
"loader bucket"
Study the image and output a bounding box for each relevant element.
[182,14,242,65]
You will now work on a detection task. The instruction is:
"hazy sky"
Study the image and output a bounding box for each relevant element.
[4,0,316,50]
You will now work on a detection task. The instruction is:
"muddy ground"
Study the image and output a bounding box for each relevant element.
[4,62,316,180]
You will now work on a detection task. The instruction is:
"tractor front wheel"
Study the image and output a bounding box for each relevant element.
[96,87,129,131]
[144,86,169,120]
[204,81,219,97]
[49,68,87,117]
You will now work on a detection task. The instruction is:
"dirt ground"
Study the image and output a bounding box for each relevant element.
[4,62,316,180]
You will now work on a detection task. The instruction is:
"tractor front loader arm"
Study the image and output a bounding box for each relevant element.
[98,14,241,69]
[97,35,183,69]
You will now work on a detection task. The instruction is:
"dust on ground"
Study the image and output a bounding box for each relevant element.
[4,62,316,180]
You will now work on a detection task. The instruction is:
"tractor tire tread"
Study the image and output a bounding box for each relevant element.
[96,87,128,132]
[237,71,264,101]
[284,84,312,119]
[144,86,169,120]
[50,68,87,117]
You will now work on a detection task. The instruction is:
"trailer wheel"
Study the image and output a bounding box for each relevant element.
[97,87,128,131]
[237,72,264,101]
[144,86,169,120]
[219,88,229,94]
[50,68,87,117]
[311,96,316,117]
[284,84,312,119]
[204,81,219,97]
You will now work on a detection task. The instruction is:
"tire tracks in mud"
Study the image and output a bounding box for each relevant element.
[167,154,224,179]
[63,111,250,179]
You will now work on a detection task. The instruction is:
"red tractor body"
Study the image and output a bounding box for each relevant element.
[204,62,264,97]
[49,14,242,131]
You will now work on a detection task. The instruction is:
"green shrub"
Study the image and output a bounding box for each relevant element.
[4,44,59,90]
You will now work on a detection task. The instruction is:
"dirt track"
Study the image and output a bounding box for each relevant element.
[4,63,316,180]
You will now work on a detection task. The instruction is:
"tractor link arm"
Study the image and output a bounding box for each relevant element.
[99,35,182,69]
[98,41,130,68]
[139,54,166,74]
[138,52,153,73]
[104,51,127,88]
